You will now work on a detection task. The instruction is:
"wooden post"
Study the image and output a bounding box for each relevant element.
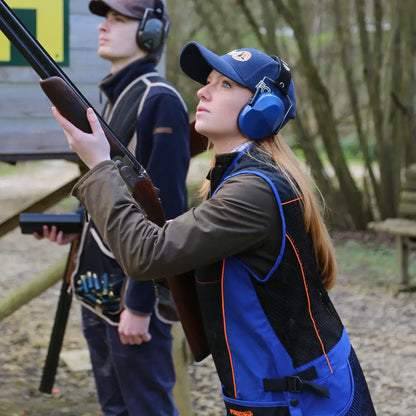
[172,323,194,415]
[396,235,410,286]
[0,256,66,321]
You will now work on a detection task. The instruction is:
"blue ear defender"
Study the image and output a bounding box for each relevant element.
[238,90,286,140]
[238,57,292,140]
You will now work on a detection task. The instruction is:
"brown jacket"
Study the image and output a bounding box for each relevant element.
[72,158,282,281]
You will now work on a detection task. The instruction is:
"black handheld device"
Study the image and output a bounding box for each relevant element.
[19,213,83,235]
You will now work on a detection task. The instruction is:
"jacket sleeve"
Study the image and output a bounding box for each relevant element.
[125,88,190,313]
[124,278,155,315]
[72,160,279,281]
[135,89,190,219]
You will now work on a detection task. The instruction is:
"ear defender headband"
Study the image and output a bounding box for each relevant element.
[238,56,293,140]
[136,0,168,53]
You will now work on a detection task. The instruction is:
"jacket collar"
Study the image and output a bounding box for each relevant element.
[207,152,240,192]
[99,58,157,103]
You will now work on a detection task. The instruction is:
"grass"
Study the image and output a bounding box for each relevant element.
[334,233,416,289]
[0,161,29,176]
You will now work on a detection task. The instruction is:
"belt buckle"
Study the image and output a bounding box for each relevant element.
[286,376,303,393]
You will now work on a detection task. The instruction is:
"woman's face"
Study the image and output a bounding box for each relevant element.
[195,70,252,144]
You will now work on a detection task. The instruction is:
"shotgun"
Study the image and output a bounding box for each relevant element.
[0,0,209,377]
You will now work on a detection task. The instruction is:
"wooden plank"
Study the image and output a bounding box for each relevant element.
[69,14,103,49]
[0,120,71,153]
[367,218,416,236]
[398,191,416,218]
[70,0,102,15]
[0,83,102,118]
[367,166,416,287]
[0,0,105,159]
[405,164,416,181]
[402,181,416,192]
[399,191,416,203]
[0,176,80,238]
[64,50,107,83]
[399,203,416,218]
[0,86,57,118]
[0,66,40,83]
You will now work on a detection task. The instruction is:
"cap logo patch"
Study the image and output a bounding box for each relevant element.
[228,50,252,62]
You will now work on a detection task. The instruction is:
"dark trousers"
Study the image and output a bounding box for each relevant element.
[81,307,178,416]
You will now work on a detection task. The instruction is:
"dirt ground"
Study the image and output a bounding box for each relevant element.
[1,160,416,416]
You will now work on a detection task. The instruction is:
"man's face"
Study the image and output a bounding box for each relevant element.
[97,10,145,67]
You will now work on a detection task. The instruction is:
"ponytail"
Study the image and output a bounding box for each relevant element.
[257,135,337,290]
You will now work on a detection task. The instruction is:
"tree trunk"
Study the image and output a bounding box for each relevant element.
[273,0,371,228]
[333,0,381,215]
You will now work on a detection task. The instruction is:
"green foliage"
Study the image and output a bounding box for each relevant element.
[309,30,335,48]
[334,236,411,288]
[187,181,201,208]
[0,162,23,176]
[0,161,45,177]
[340,133,377,163]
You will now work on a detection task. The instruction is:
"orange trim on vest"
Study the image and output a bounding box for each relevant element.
[230,409,253,416]
[286,233,334,374]
[221,258,238,398]
[281,196,302,205]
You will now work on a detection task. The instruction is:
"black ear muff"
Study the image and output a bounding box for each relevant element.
[238,57,292,140]
[136,0,166,53]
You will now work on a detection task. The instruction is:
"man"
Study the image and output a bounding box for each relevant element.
[36,1,190,415]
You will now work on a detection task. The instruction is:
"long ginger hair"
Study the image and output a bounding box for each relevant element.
[200,134,337,290]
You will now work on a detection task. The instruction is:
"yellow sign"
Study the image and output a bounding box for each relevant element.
[0,0,67,64]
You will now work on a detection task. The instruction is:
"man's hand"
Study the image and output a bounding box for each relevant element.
[118,309,152,345]
[33,225,79,245]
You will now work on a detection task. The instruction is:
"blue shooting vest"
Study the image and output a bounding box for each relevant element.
[195,150,356,416]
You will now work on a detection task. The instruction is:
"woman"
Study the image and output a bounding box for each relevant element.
[52,41,376,415]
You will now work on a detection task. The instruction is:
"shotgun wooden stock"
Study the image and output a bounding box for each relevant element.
[0,0,209,364]
[189,119,209,157]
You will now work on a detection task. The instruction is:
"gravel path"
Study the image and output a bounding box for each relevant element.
[0,160,415,415]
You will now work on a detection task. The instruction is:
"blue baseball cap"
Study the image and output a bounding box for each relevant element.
[179,41,296,129]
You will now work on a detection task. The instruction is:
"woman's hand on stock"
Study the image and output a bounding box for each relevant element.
[52,107,111,169]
